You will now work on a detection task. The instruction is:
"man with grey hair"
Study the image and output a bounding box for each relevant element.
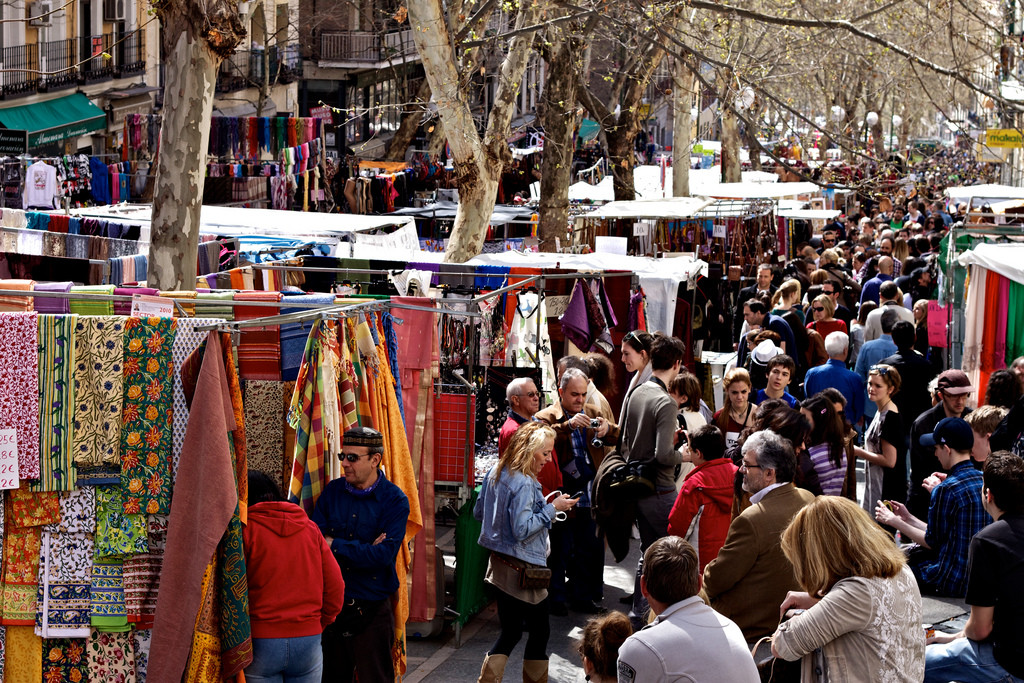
[702,430,815,643]
[864,280,915,342]
[498,376,540,458]
[536,367,617,615]
[804,331,865,425]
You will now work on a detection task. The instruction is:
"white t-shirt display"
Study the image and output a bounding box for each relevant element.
[24,161,58,209]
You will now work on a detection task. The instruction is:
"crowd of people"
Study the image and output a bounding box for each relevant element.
[476,195,1024,683]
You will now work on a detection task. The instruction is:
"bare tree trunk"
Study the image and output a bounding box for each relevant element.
[427,121,446,156]
[606,127,636,201]
[538,32,583,252]
[672,61,694,197]
[386,79,431,161]
[721,107,742,183]
[742,102,764,171]
[148,33,221,290]
[871,117,885,158]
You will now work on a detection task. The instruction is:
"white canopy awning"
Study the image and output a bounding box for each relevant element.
[779,208,841,220]
[689,181,820,199]
[945,184,1024,204]
[958,242,1024,285]
[575,197,713,221]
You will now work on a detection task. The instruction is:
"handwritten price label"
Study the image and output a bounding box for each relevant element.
[0,428,21,489]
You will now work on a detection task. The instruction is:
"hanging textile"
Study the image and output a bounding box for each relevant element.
[2,490,60,625]
[32,281,73,314]
[35,529,93,637]
[120,317,177,515]
[68,285,116,316]
[0,279,33,311]
[133,628,152,683]
[72,316,126,485]
[287,319,336,513]
[961,266,986,399]
[36,313,78,491]
[90,556,129,632]
[94,484,148,559]
[87,629,138,682]
[1009,280,1024,363]
[505,292,557,403]
[170,318,221,479]
[243,381,286,491]
[0,312,40,479]
[233,291,283,380]
[6,625,41,683]
[123,514,167,628]
[148,332,239,683]
[279,294,336,381]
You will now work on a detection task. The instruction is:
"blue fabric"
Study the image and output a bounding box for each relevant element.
[804,359,866,424]
[312,471,409,601]
[68,218,81,234]
[860,273,893,306]
[27,211,49,231]
[766,314,798,367]
[381,312,404,425]
[755,389,799,409]
[925,637,1024,683]
[854,334,898,420]
[918,461,989,597]
[474,466,556,566]
[567,428,594,507]
[245,634,324,683]
[475,265,509,290]
[89,156,111,204]
[278,294,337,381]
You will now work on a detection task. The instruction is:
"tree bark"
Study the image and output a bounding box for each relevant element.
[672,61,694,197]
[538,31,583,252]
[148,32,221,290]
[741,102,764,171]
[386,79,431,161]
[605,127,635,201]
[721,106,742,182]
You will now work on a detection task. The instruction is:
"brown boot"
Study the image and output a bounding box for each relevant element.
[522,659,548,683]
[477,653,508,683]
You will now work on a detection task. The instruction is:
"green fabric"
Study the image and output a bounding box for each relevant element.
[0,93,106,149]
[578,118,600,143]
[454,486,490,627]
[195,291,236,320]
[1008,280,1024,362]
[69,285,116,315]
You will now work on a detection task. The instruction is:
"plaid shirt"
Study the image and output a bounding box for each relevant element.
[922,460,990,597]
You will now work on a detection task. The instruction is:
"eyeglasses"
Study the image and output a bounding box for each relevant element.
[518,391,540,398]
[740,461,762,471]
[339,452,369,462]
[811,306,825,312]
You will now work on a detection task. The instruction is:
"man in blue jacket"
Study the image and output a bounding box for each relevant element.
[313,426,410,683]
[804,331,865,424]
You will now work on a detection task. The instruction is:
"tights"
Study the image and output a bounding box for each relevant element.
[489,590,550,660]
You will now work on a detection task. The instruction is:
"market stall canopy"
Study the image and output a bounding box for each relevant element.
[0,93,106,149]
[577,197,713,220]
[778,208,841,220]
[945,184,1024,204]
[958,242,1024,284]
[569,167,784,203]
[391,201,536,226]
[690,181,820,199]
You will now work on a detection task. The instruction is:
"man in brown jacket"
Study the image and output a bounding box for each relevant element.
[702,430,815,643]
[536,367,616,615]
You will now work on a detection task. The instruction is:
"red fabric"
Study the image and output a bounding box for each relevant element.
[234,291,283,380]
[667,458,738,575]
[243,500,344,639]
[806,318,847,337]
[978,269,1004,394]
[498,415,522,457]
[537,459,563,498]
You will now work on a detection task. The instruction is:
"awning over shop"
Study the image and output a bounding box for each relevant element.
[0,93,106,149]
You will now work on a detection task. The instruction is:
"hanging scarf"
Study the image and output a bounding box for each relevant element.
[287,319,332,512]
[0,312,40,479]
[35,314,78,491]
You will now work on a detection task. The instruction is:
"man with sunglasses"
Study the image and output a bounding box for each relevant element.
[313,426,410,683]
[498,377,541,459]
[819,280,853,330]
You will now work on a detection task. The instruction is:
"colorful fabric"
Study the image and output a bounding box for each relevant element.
[0,624,5,681]
[243,381,285,492]
[71,316,125,472]
[184,562,222,680]
[123,514,166,628]
[87,628,137,683]
[90,557,129,632]
[0,279,34,312]
[36,314,78,491]
[68,285,115,316]
[8,489,61,527]
[36,531,92,637]
[120,317,176,515]
[0,312,40,479]
[94,485,146,559]
[1,524,41,625]
[41,638,88,683]
[221,335,248,524]
[5,626,41,683]
[218,514,252,676]
[170,319,220,480]
[234,291,283,380]
[44,488,96,534]
[287,320,330,513]
[133,628,152,683]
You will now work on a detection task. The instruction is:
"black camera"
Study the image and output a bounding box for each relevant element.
[590,419,601,429]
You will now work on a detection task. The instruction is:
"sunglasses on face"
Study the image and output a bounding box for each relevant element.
[518,391,540,398]
[339,452,369,462]
[812,306,825,312]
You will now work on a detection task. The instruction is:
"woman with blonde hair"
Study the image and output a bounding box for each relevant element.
[474,422,578,683]
[771,497,925,681]
[806,293,847,339]
[771,279,804,323]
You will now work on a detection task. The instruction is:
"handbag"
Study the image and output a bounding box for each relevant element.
[493,552,552,590]
[606,459,657,499]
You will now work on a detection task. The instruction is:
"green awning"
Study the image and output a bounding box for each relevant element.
[578,118,600,143]
[0,93,106,149]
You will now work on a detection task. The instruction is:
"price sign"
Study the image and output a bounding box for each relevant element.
[130,295,175,318]
[0,428,21,489]
[927,301,949,348]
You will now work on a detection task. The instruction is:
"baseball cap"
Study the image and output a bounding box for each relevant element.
[936,369,974,396]
[920,417,974,451]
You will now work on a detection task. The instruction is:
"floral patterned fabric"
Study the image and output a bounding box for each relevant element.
[123,515,167,628]
[87,628,136,683]
[42,638,88,683]
[90,557,128,632]
[44,488,96,534]
[94,485,146,560]
[1,525,41,625]
[0,312,40,480]
[71,316,124,471]
[36,531,93,638]
[5,626,41,683]
[133,628,152,683]
[120,317,176,515]
[8,489,61,527]
[36,314,78,491]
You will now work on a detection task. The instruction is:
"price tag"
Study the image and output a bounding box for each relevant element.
[130,295,175,318]
[0,428,21,489]
[712,223,727,239]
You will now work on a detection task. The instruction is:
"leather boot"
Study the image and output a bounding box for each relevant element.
[522,659,549,683]
[477,653,508,683]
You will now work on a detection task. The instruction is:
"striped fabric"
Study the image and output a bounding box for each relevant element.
[234,291,283,380]
[32,281,73,314]
[279,294,336,381]
[287,319,329,513]
[0,279,34,312]
[194,291,235,320]
[69,285,116,316]
[35,314,78,491]
[158,290,197,317]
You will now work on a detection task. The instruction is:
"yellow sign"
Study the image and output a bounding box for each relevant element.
[984,129,1024,147]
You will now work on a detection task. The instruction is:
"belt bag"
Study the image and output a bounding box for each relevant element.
[494,552,551,590]
[606,459,657,499]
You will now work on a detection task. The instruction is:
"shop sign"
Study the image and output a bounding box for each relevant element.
[131,295,175,318]
[309,105,333,120]
[984,129,1024,148]
[0,129,28,155]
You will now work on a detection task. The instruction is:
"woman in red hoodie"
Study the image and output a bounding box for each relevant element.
[244,471,345,682]
[666,425,738,575]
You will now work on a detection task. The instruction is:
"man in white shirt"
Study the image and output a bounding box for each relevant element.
[616,536,758,683]
[864,281,915,342]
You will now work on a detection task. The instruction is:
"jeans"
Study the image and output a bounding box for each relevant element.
[925,638,1024,683]
[244,634,323,683]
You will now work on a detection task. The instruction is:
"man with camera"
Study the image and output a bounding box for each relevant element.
[535,367,617,615]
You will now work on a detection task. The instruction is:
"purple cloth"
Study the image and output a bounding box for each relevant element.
[33,281,73,314]
[408,262,441,287]
[113,286,160,315]
[561,279,593,351]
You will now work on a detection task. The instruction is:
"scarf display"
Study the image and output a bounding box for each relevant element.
[233,291,283,380]
[36,314,78,491]
[243,381,285,490]
[287,319,337,512]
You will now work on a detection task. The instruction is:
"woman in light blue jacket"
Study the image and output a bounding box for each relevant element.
[474,421,578,683]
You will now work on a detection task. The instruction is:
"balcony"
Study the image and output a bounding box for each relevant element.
[217,43,301,94]
[317,29,416,68]
[0,31,146,99]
